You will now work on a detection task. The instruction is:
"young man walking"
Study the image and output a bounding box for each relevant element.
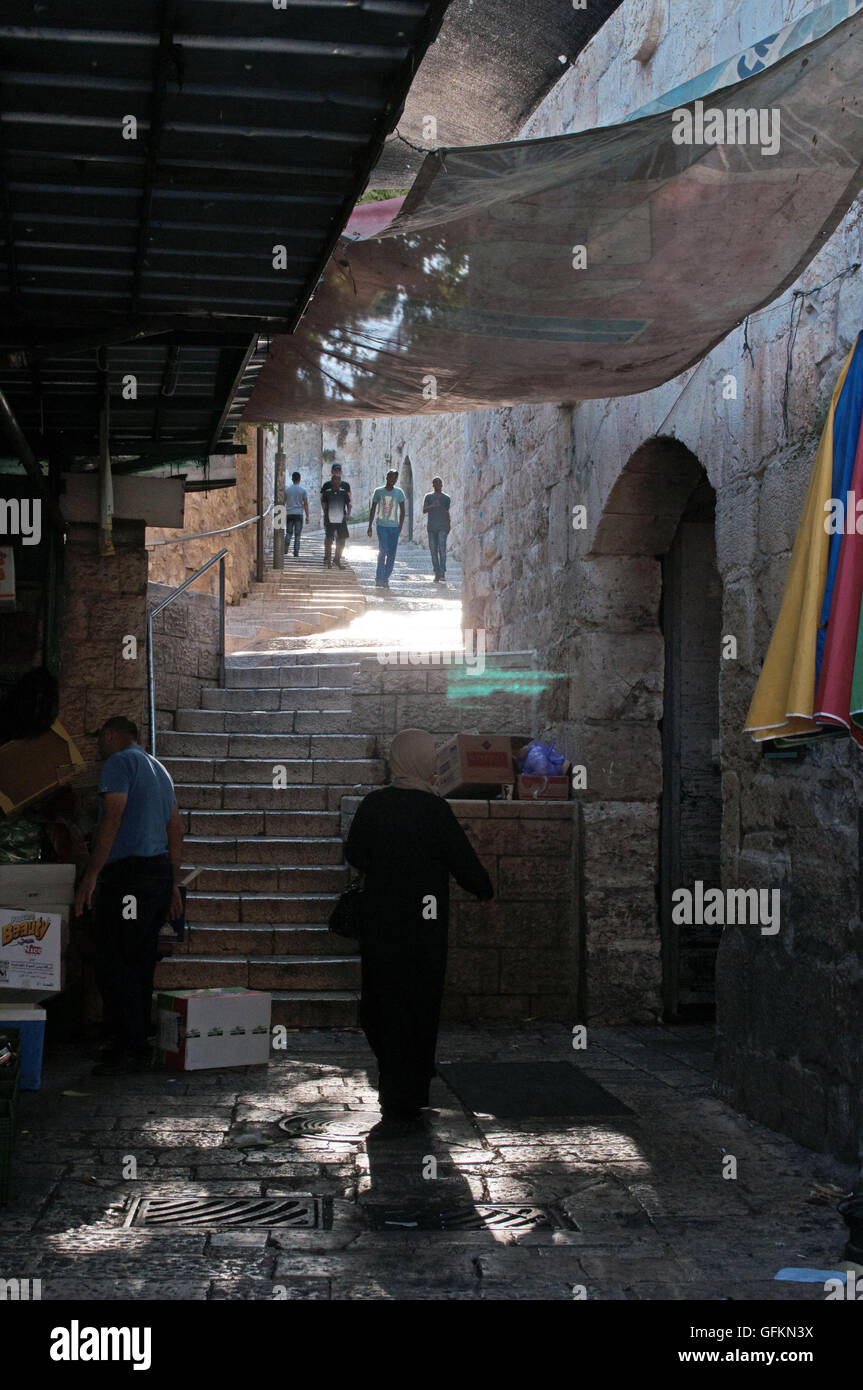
[368,469,406,588]
[320,462,351,568]
[284,470,310,557]
[74,717,183,1075]
[422,475,451,583]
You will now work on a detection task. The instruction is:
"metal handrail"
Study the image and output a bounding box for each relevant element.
[146,499,274,546]
[147,547,228,757]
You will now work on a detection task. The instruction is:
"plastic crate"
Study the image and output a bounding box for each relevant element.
[0,1098,14,1206]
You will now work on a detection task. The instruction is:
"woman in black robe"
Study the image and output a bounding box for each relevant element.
[344,727,494,1121]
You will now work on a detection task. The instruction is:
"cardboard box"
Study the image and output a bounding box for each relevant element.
[516,772,571,801]
[0,1005,46,1089]
[157,987,271,1071]
[436,734,530,799]
[0,721,84,817]
[0,864,74,998]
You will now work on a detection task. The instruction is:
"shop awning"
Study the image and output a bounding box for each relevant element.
[245,0,863,424]
[0,0,451,470]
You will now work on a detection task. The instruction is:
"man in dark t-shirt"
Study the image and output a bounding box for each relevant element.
[422,476,451,583]
[320,462,351,568]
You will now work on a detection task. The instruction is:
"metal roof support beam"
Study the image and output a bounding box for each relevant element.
[0,384,64,532]
[131,0,179,316]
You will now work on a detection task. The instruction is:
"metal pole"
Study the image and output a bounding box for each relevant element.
[0,385,65,532]
[256,426,265,583]
[147,609,156,756]
[218,555,226,687]
[273,423,286,569]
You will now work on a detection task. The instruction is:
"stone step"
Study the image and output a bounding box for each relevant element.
[154,954,361,991]
[182,863,348,893]
[176,709,352,734]
[160,732,376,759]
[178,783,380,811]
[183,809,341,837]
[225,651,358,668]
[201,687,352,711]
[183,836,345,865]
[185,891,339,923]
[162,757,384,786]
[181,923,358,955]
[225,664,357,689]
[271,992,360,1028]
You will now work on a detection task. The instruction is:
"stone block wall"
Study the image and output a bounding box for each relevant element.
[146,428,276,605]
[349,651,538,756]
[59,521,149,764]
[339,795,578,1022]
[148,582,220,734]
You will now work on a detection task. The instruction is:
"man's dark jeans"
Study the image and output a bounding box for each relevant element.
[93,854,173,1052]
[285,513,304,555]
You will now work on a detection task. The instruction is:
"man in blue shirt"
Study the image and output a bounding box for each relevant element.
[74,716,183,1074]
[284,470,310,558]
[368,469,406,589]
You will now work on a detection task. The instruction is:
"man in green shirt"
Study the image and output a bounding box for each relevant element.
[368,469,406,589]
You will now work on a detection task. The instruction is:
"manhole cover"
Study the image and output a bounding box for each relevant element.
[124,1195,331,1230]
[365,1204,573,1232]
[277,1110,368,1143]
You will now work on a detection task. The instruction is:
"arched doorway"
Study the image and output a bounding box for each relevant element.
[400,455,414,540]
[579,436,722,1023]
[659,475,722,1020]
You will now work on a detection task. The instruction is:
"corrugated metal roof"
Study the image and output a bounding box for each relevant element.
[0,0,450,468]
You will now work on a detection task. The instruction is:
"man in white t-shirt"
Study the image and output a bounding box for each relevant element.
[284,471,310,557]
[368,469,406,589]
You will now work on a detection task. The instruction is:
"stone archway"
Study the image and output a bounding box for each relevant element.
[400,454,414,540]
[572,436,722,1024]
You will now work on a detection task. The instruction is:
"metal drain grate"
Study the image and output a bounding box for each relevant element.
[124,1195,331,1230]
[277,1110,368,1143]
[365,1204,574,1232]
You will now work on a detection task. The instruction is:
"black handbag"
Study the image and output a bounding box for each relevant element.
[328,874,366,940]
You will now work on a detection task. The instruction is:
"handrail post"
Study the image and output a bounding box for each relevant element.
[147,608,156,756]
[218,555,226,687]
[147,546,229,761]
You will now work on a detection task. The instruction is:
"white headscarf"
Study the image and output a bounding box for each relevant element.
[388,728,438,794]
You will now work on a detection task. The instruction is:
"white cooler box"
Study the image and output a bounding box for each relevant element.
[156,987,271,1071]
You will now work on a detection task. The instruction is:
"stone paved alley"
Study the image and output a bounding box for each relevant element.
[1,1023,856,1302]
[2,535,857,1304]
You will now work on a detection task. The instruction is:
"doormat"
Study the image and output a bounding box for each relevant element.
[438,1061,632,1118]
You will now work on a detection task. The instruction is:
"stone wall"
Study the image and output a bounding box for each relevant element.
[452,0,863,1160]
[349,651,537,756]
[60,521,149,763]
[146,429,276,605]
[148,582,220,734]
[339,795,578,1022]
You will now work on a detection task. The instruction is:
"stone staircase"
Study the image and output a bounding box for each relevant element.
[224,553,366,653]
[154,651,381,1026]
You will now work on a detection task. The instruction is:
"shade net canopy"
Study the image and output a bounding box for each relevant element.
[246,1,863,426]
[366,0,625,190]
